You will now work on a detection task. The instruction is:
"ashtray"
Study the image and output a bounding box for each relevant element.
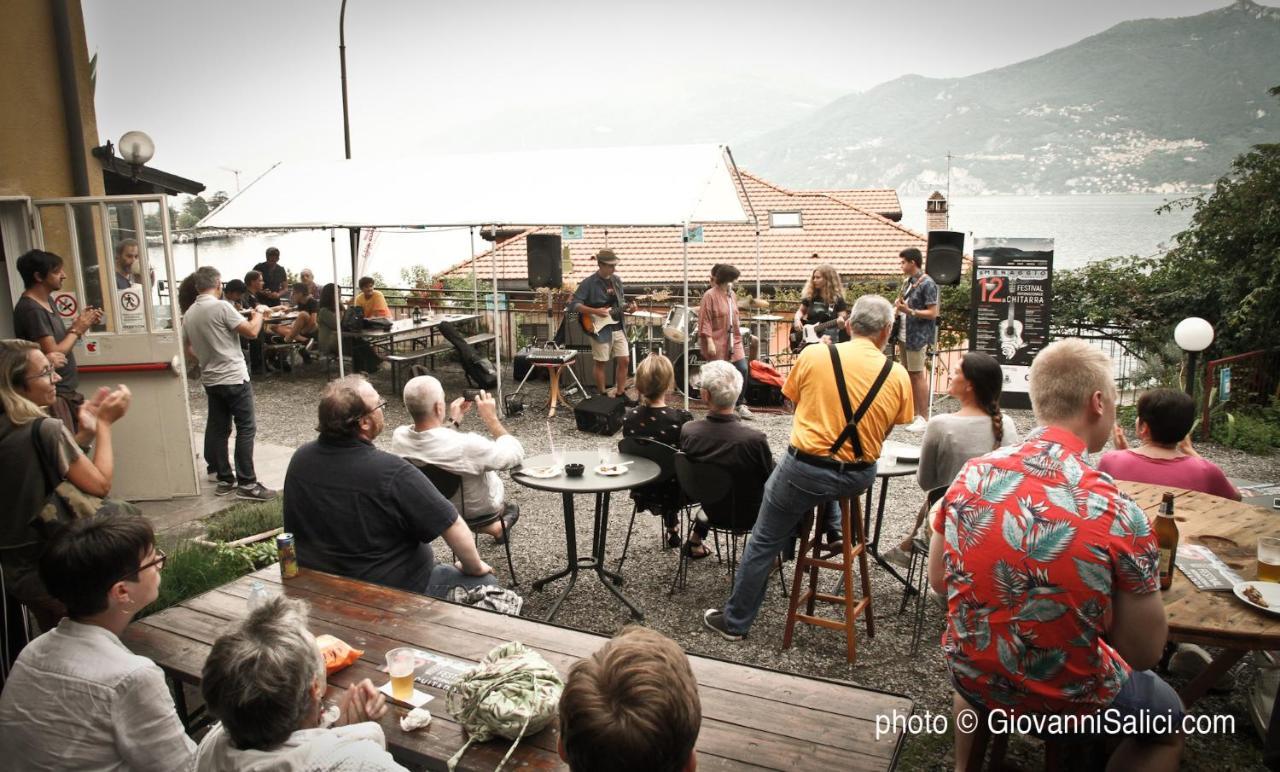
[564,463,585,477]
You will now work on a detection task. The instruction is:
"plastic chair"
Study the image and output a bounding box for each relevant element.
[404,458,518,587]
[615,436,680,573]
[669,452,781,596]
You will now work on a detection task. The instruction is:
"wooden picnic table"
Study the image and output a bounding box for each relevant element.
[122,566,912,771]
[1119,481,1280,707]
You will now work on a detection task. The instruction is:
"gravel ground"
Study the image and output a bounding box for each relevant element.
[188,360,1280,770]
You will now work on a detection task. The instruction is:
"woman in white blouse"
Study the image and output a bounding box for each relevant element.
[0,514,194,770]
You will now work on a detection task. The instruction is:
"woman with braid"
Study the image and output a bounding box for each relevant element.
[886,352,1019,566]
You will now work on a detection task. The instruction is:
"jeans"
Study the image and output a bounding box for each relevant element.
[425,563,500,599]
[732,357,749,406]
[205,381,257,486]
[722,451,877,634]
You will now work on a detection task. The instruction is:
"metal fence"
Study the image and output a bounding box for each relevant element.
[1202,348,1280,438]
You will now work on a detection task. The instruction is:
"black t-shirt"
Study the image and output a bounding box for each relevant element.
[282,436,458,593]
[252,261,288,306]
[800,296,850,342]
[13,296,78,393]
[298,297,319,315]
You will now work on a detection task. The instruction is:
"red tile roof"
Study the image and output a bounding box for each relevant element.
[438,171,925,286]
[804,188,902,220]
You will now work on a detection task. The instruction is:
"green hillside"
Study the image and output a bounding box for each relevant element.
[741,0,1280,194]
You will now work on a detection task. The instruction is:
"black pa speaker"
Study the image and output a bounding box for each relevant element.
[926,230,965,286]
[574,395,625,436]
[527,234,562,289]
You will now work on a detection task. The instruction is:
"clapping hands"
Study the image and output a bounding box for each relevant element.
[335,679,388,726]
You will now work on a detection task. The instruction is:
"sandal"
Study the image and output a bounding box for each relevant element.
[683,542,712,560]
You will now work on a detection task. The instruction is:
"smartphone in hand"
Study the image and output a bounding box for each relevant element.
[462,389,482,402]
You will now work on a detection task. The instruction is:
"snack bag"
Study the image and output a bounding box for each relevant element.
[316,634,363,674]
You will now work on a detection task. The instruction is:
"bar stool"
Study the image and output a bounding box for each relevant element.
[782,496,874,663]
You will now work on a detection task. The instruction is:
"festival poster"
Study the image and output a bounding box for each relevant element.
[969,237,1053,410]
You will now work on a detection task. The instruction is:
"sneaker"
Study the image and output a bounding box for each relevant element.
[492,503,521,545]
[214,481,236,496]
[236,482,278,501]
[735,404,756,420]
[702,609,745,642]
[207,471,219,482]
[905,416,928,433]
[885,544,913,568]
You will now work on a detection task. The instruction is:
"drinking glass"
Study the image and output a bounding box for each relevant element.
[1258,537,1280,583]
[386,647,416,702]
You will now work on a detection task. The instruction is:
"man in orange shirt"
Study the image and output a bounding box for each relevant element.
[353,276,393,319]
[704,294,913,641]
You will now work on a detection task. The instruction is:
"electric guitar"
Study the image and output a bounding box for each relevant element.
[789,318,843,352]
[999,301,1025,359]
[580,303,623,336]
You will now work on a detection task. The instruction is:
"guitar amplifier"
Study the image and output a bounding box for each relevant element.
[574,395,625,436]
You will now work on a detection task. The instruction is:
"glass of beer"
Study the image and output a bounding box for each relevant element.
[386,647,416,702]
[1258,537,1280,583]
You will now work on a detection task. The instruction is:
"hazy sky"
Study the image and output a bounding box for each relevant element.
[85,0,1235,197]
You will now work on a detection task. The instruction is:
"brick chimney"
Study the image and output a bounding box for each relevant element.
[926,191,948,231]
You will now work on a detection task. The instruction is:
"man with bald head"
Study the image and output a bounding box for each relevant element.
[391,375,523,543]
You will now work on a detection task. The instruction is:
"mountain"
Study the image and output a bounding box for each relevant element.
[739,0,1280,195]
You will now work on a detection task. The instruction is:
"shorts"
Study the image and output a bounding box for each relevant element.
[590,330,629,362]
[898,344,926,372]
[960,669,1185,744]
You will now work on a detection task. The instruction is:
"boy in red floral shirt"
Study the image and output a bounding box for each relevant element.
[929,339,1182,770]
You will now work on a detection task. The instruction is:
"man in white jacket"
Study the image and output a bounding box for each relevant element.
[392,375,523,544]
[196,596,405,772]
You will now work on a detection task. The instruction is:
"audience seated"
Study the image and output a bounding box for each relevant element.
[1099,387,1240,500]
[197,595,405,771]
[622,353,699,554]
[221,279,247,311]
[299,268,321,301]
[271,282,320,344]
[353,276,393,319]
[0,339,132,628]
[885,351,1020,566]
[704,296,912,642]
[0,514,195,770]
[558,626,700,772]
[929,339,1183,770]
[679,359,773,558]
[392,375,523,543]
[282,375,498,598]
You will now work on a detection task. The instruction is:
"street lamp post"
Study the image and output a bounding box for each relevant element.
[1174,317,1215,397]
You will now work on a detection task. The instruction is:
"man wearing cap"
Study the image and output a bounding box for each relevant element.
[569,249,636,398]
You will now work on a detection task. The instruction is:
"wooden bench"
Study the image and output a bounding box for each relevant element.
[122,567,912,771]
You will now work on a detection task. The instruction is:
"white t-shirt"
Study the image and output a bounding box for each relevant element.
[390,424,525,519]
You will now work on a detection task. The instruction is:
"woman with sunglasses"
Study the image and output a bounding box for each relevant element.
[0,338,132,628]
[0,513,195,770]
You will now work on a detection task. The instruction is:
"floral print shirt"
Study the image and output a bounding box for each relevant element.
[932,426,1160,715]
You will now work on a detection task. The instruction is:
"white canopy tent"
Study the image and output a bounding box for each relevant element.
[196,143,753,407]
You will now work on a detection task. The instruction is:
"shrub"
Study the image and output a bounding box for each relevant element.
[142,542,255,618]
[204,499,283,543]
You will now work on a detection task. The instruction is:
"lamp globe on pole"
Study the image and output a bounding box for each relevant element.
[1174,317,1214,397]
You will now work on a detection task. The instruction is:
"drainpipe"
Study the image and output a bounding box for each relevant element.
[52,0,92,196]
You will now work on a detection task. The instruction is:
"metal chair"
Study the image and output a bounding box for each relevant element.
[404,458,518,587]
[615,436,681,573]
[903,486,948,654]
[669,452,781,596]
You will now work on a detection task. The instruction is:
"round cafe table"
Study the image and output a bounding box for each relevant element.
[511,450,660,622]
[1118,480,1280,761]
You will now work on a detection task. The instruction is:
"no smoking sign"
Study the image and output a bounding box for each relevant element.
[53,292,78,318]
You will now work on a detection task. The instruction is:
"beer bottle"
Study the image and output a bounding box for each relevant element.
[1155,492,1178,590]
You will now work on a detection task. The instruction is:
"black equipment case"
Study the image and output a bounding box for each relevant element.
[573,395,625,435]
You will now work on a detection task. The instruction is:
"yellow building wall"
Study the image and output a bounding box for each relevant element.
[0,0,105,200]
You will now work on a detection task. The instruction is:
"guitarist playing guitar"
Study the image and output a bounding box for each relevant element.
[569,249,636,398]
[790,261,848,352]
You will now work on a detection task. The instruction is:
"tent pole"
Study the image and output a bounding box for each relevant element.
[491,225,503,405]
[682,223,689,411]
[332,228,345,378]
[349,227,359,290]
[469,226,478,315]
[192,231,199,269]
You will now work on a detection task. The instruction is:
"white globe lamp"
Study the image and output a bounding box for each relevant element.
[1174,317,1214,396]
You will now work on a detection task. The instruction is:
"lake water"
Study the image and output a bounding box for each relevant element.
[899,193,1197,271]
[165,194,1199,284]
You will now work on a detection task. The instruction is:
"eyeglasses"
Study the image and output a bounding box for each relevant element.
[24,367,56,383]
[114,548,167,584]
[365,400,387,417]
